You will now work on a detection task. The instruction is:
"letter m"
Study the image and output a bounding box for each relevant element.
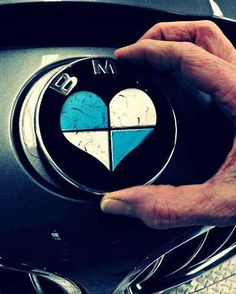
[92,59,118,75]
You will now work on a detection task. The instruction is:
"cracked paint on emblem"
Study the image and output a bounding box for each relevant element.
[60,88,157,171]
[63,131,110,170]
[109,88,157,128]
[60,91,108,131]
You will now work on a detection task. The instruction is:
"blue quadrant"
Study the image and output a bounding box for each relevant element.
[111,128,154,170]
[60,91,108,131]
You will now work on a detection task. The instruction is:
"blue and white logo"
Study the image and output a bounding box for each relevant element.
[60,88,157,171]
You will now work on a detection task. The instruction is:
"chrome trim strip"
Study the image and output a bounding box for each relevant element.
[0,262,83,294]
[112,226,214,293]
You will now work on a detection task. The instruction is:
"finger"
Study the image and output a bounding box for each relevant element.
[115,39,236,122]
[208,136,236,182]
[139,20,236,63]
[100,182,236,229]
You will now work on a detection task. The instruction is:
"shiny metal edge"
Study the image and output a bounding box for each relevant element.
[112,226,214,293]
[0,262,83,294]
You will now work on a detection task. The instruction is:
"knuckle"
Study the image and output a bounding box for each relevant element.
[197,20,220,35]
[145,22,169,38]
[199,20,218,29]
[152,22,167,30]
[138,38,151,48]
[181,41,196,50]
[147,189,174,229]
[138,185,187,229]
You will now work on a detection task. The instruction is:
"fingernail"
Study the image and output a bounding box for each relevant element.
[100,199,135,217]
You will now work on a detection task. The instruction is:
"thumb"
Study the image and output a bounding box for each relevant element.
[100,183,233,229]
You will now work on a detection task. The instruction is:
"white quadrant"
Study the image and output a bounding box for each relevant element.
[63,131,110,170]
[109,88,157,128]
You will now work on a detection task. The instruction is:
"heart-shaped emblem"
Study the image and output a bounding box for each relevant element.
[60,88,157,171]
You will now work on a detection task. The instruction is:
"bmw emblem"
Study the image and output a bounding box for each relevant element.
[19,57,177,198]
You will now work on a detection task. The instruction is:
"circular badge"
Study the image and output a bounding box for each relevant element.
[36,57,176,194]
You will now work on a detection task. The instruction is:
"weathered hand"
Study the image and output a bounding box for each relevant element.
[100,21,236,228]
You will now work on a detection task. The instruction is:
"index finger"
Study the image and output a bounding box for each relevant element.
[139,21,236,63]
[114,39,236,123]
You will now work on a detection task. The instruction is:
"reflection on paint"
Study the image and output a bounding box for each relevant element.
[41,54,59,67]
[208,0,224,17]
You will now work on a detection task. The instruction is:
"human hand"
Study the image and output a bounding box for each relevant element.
[100,21,236,228]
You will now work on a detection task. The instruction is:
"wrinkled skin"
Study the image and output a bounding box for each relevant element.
[100,21,236,229]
